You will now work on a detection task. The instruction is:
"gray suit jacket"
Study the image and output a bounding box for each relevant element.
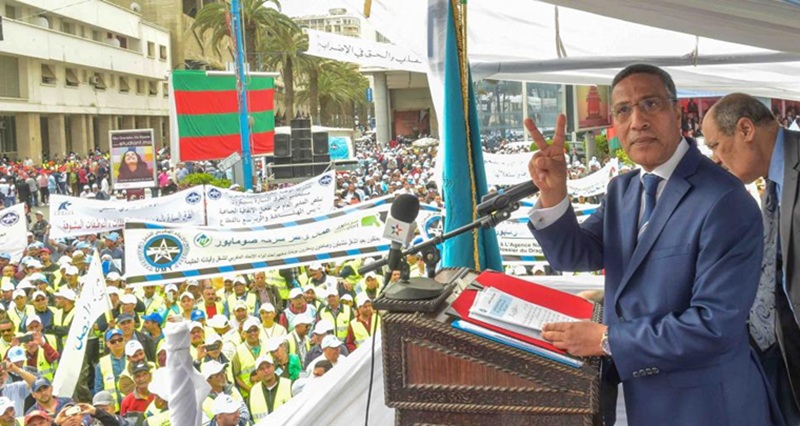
[777,128,800,409]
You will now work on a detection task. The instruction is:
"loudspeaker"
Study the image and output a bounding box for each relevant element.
[293,165,313,178]
[313,154,330,175]
[273,156,293,179]
[290,117,311,129]
[274,134,291,158]
[294,138,312,150]
[312,132,329,155]
[292,148,312,162]
[291,128,311,141]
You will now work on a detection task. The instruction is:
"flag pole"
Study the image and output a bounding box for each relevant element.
[231,0,254,191]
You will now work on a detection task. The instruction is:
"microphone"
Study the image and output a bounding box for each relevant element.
[383,194,420,273]
[477,180,539,217]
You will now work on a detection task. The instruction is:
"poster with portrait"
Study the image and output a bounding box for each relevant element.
[574,85,612,131]
[110,129,157,190]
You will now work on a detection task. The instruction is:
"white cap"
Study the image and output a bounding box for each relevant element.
[120,294,137,305]
[289,288,303,299]
[233,276,246,285]
[201,360,226,380]
[15,279,33,290]
[255,354,274,367]
[258,303,275,313]
[205,333,222,346]
[0,281,14,292]
[55,288,76,301]
[206,315,229,329]
[26,260,42,269]
[31,290,46,300]
[125,340,144,357]
[105,272,121,281]
[313,319,333,335]
[212,394,240,416]
[302,285,315,293]
[25,315,41,328]
[308,261,323,271]
[186,280,198,287]
[322,335,343,349]
[266,337,284,352]
[107,287,120,296]
[356,293,372,307]
[341,294,353,302]
[165,284,178,294]
[65,266,79,276]
[179,292,195,301]
[189,321,204,331]
[292,314,312,327]
[242,318,260,332]
[233,300,247,311]
[364,271,377,279]
[0,396,13,414]
[57,256,72,266]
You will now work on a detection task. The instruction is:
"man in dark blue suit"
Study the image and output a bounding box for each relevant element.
[703,93,800,425]
[526,64,781,425]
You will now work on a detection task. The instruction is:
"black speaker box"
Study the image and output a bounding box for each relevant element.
[274,134,291,158]
[293,165,313,178]
[291,128,311,141]
[294,138,312,150]
[312,132,329,155]
[292,148,312,162]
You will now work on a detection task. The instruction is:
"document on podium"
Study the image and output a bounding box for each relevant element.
[469,287,579,339]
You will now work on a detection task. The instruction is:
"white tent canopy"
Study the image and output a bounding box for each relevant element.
[336,0,800,100]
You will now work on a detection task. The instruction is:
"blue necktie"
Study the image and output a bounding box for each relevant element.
[640,173,662,232]
[750,180,778,351]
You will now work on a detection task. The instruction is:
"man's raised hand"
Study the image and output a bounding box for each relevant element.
[525,114,568,207]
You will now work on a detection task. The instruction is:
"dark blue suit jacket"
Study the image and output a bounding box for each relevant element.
[531,142,781,425]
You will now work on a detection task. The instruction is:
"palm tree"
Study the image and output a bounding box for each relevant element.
[192,0,297,69]
[259,23,307,120]
[311,61,368,127]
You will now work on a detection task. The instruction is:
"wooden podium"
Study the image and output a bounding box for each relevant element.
[374,268,602,426]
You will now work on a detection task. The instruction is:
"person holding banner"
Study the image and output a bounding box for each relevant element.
[526,64,780,425]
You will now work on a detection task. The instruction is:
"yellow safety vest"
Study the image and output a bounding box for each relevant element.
[319,305,353,341]
[234,343,259,398]
[7,305,34,332]
[351,315,381,348]
[52,270,63,291]
[200,357,234,384]
[202,301,226,318]
[201,390,243,421]
[99,354,127,410]
[265,270,290,300]
[248,377,292,421]
[143,401,171,425]
[227,292,257,315]
[143,295,165,315]
[53,307,76,349]
[285,331,311,360]
[0,339,10,359]
[341,259,363,287]
[259,323,287,343]
[34,347,55,381]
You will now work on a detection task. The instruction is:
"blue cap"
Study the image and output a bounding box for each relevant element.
[190,310,206,321]
[105,328,122,341]
[31,378,51,392]
[117,313,134,323]
[75,242,90,250]
[105,232,120,242]
[0,253,11,260]
[143,312,162,324]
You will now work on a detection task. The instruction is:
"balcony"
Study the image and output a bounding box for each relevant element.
[0,18,169,80]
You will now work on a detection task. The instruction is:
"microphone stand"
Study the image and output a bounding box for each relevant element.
[361,195,526,301]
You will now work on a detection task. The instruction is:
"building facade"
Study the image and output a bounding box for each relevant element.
[0,0,172,161]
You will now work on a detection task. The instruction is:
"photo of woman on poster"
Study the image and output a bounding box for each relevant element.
[117,147,153,181]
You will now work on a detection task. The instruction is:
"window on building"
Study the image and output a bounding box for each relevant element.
[65,68,79,87]
[4,5,17,19]
[0,116,17,154]
[90,72,106,90]
[183,0,199,18]
[136,79,145,95]
[92,30,102,42]
[117,36,128,49]
[40,64,57,85]
[0,56,20,98]
[61,20,74,35]
[147,42,155,58]
[148,81,158,96]
[159,45,167,61]
[119,76,130,93]
[162,82,169,98]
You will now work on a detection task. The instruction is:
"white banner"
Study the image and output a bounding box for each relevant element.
[0,204,27,262]
[483,152,616,197]
[49,187,207,238]
[124,205,389,285]
[51,250,111,396]
[305,29,426,73]
[205,171,337,227]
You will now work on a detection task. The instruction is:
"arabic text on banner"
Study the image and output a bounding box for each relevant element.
[49,187,207,238]
[205,171,336,227]
[305,29,426,73]
[0,204,27,262]
[51,251,111,397]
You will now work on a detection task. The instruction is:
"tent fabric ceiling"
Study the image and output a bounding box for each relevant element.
[338,0,800,100]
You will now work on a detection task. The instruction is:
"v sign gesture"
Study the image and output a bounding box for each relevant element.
[525,114,568,208]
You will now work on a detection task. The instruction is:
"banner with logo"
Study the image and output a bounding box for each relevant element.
[52,250,111,397]
[205,171,336,227]
[124,200,393,286]
[110,129,157,190]
[49,188,207,238]
[0,204,27,261]
[483,152,616,197]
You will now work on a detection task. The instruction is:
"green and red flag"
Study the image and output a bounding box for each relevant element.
[169,70,275,161]
[605,125,621,151]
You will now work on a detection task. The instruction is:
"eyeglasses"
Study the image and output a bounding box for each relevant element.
[0,328,12,334]
[246,328,260,334]
[108,338,123,344]
[611,96,676,121]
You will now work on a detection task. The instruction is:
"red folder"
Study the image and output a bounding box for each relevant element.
[450,270,596,355]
